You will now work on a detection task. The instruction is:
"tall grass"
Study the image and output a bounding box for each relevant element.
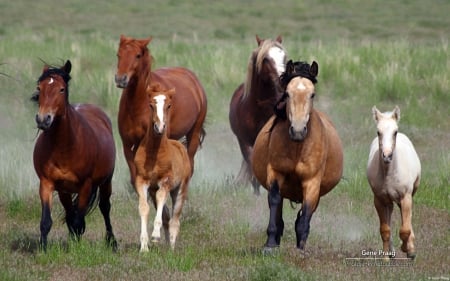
[0,1,449,280]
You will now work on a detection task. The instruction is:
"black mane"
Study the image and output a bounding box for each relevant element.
[37,67,71,85]
[280,60,318,88]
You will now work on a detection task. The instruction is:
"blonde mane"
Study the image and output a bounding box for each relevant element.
[242,39,285,100]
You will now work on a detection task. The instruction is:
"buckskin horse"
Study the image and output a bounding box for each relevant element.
[252,60,343,251]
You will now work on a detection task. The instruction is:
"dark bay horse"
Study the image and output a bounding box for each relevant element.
[252,61,343,251]
[229,35,286,195]
[32,60,117,250]
[115,35,207,186]
[134,83,192,251]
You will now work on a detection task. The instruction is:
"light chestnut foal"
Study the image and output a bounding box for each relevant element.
[134,83,192,251]
[367,106,421,259]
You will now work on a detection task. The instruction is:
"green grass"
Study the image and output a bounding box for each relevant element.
[0,0,449,280]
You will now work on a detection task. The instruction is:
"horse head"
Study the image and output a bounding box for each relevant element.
[147,83,175,135]
[372,106,401,163]
[273,75,316,142]
[34,60,72,130]
[276,60,319,118]
[115,35,153,88]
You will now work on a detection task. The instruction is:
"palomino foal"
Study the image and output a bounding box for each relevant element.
[134,84,192,251]
[367,106,421,259]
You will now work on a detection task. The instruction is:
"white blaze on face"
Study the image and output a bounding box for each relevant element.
[268,46,286,76]
[153,94,166,126]
[48,78,54,84]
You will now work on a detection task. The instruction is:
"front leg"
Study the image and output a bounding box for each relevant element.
[295,179,320,250]
[135,176,150,252]
[151,178,170,243]
[39,178,55,251]
[264,180,284,249]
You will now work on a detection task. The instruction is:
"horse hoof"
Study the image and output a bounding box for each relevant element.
[407,252,416,260]
[262,246,279,256]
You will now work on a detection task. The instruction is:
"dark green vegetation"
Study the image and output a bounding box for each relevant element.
[0,1,448,280]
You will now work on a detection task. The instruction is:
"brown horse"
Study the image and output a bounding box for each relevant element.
[115,35,207,186]
[32,60,117,250]
[229,35,286,195]
[252,61,343,251]
[134,83,192,251]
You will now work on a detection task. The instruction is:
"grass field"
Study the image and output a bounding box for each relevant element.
[0,1,449,280]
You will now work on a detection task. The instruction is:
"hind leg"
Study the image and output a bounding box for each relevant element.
[99,177,117,250]
[374,196,394,259]
[236,141,260,195]
[169,181,189,249]
[185,116,206,175]
[58,192,76,237]
[399,193,415,259]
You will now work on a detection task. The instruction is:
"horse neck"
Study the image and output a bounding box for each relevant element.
[43,105,81,146]
[124,58,152,105]
[143,126,171,157]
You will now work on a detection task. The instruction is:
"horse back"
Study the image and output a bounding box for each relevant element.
[151,67,207,140]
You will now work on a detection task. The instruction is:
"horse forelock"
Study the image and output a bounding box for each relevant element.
[243,40,285,100]
[38,67,71,85]
[280,61,317,89]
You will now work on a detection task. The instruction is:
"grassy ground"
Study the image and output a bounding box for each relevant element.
[0,1,449,280]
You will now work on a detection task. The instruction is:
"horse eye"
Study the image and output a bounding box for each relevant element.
[136,53,141,59]
[60,88,65,94]
[377,131,381,137]
[311,93,316,99]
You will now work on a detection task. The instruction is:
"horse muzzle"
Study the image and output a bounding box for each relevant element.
[36,113,54,130]
[289,125,307,142]
[115,74,129,88]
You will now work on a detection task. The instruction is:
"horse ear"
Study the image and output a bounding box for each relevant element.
[286,60,295,75]
[310,61,319,77]
[276,35,282,43]
[372,106,380,122]
[255,35,263,46]
[62,60,72,74]
[142,37,153,46]
[392,106,401,122]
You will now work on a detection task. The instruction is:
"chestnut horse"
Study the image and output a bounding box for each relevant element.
[134,83,192,251]
[32,60,117,250]
[229,35,286,195]
[115,35,206,186]
[252,61,343,251]
[367,106,421,259]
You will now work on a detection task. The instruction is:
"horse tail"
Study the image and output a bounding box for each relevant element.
[61,185,100,223]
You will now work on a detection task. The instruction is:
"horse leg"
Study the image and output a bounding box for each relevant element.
[99,177,117,251]
[149,189,171,245]
[399,193,415,259]
[168,182,188,249]
[151,180,170,244]
[57,192,76,237]
[123,144,137,186]
[236,141,260,195]
[135,176,150,252]
[295,180,320,250]
[39,179,55,251]
[185,118,206,174]
[71,180,95,240]
[374,196,394,259]
[264,180,284,249]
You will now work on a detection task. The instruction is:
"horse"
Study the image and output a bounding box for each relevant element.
[32,60,117,250]
[251,60,343,251]
[115,35,207,186]
[133,83,192,251]
[229,35,287,195]
[367,106,421,259]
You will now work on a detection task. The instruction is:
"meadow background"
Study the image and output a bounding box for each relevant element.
[0,0,449,280]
